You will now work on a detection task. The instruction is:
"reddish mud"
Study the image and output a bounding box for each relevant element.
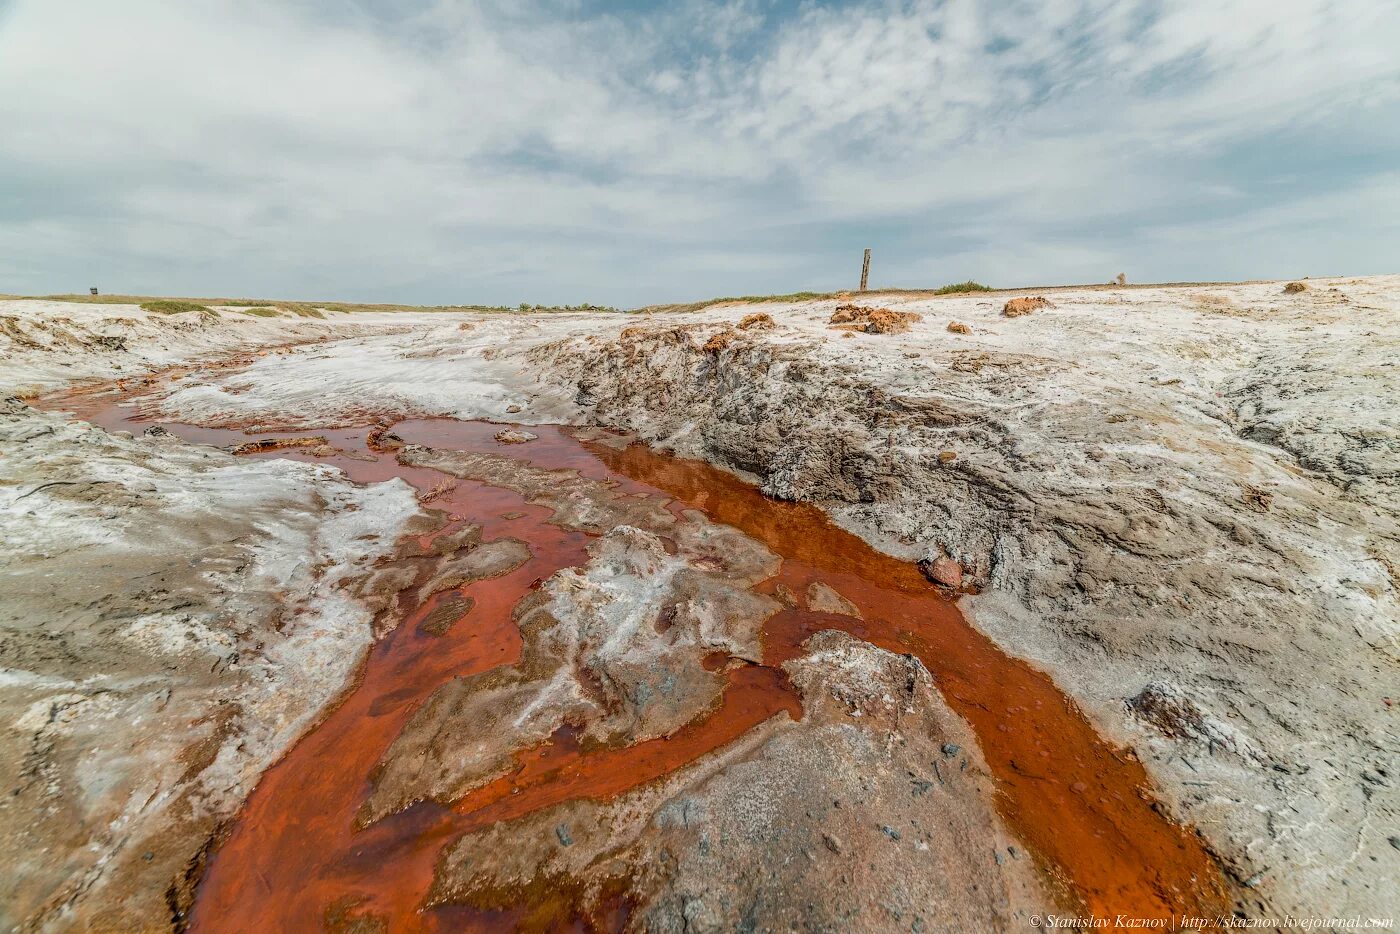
[585,442,1232,921]
[40,376,1229,932]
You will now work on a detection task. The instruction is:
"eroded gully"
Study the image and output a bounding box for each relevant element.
[42,364,1231,932]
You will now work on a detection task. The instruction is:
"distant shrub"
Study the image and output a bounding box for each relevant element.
[240,307,281,317]
[291,305,326,318]
[141,300,209,315]
[933,281,993,295]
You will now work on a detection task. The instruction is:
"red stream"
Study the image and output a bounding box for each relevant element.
[41,378,1228,932]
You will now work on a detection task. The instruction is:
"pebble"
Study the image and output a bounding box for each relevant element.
[940,743,960,757]
[555,823,574,847]
[880,825,902,841]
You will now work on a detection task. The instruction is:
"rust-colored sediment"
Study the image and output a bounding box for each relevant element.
[40,377,1229,931]
[587,440,1230,921]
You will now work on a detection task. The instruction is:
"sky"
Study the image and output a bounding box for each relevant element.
[0,0,1397,308]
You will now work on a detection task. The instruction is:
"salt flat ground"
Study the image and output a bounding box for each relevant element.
[1,277,1396,928]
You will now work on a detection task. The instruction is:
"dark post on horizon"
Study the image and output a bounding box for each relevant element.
[860,248,871,291]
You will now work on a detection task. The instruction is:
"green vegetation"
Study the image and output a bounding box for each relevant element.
[517,302,619,314]
[27,293,624,316]
[238,306,282,317]
[932,280,993,295]
[638,291,839,314]
[140,300,210,315]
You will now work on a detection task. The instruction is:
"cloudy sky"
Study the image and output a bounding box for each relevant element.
[1,0,1397,307]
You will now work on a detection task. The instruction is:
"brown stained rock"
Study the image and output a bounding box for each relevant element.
[229,435,328,456]
[366,424,405,452]
[947,321,972,334]
[806,580,862,618]
[737,312,776,330]
[1002,296,1052,317]
[494,428,537,444]
[938,450,958,464]
[920,556,963,589]
[828,304,922,334]
[702,328,740,352]
[1283,281,1308,294]
[863,308,921,334]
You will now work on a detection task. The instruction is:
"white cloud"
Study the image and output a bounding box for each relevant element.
[0,0,1396,304]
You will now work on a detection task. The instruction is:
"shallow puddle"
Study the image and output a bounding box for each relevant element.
[41,374,1230,931]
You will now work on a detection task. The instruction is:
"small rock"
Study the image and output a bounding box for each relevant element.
[940,743,961,757]
[807,581,862,618]
[494,428,537,444]
[555,824,574,847]
[505,404,523,414]
[738,312,775,330]
[920,557,963,589]
[1283,281,1308,294]
[880,825,902,841]
[947,321,971,334]
[822,832,842,854]
[937,451,957,464]
[1388,836,1400,851]
[143,425,171,438]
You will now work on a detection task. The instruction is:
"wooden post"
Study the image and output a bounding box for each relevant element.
[859,248,871,291]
